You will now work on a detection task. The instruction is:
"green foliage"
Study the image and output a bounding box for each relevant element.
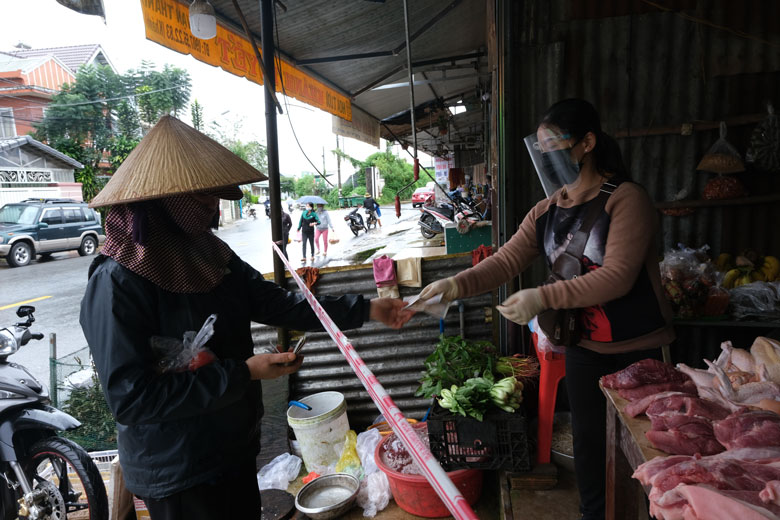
[191,99,204,131]
[32,61,191,201]
[229,141,267,174]
[61,371,117,451]
[416,335,499,400]
[330,146,421,204]
[116,100,140,138]
[280,175,296,197]
[108,135,140,172]
[294,175,315,199]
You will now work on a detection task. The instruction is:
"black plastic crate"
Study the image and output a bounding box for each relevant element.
[426,404,531,472]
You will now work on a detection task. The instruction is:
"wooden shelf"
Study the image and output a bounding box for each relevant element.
[674,319,780,328]
[655,193,780,209]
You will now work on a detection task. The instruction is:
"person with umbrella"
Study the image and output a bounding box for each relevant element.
[297,202,320,263]
[79,116,414,520]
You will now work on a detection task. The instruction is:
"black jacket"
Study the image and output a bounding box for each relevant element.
[80,254,368,498]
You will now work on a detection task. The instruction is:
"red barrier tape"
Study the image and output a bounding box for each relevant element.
[271,242,478,519]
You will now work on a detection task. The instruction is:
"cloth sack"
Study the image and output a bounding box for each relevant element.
[377,285,400,299]
[372,255,397,287]
[396,257,422,288]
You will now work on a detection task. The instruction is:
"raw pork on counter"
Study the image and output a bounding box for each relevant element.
[634,450,780,520]
[714,409,780,450]
[601,359,694,401]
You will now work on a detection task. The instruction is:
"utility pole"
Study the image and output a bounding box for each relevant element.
[336,135,342,196]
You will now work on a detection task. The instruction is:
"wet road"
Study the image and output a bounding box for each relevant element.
[0,203,433,384]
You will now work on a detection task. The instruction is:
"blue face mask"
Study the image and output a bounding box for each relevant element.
[539,146,581,187]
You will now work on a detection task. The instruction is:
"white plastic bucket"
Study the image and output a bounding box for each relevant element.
[287,391,350,474]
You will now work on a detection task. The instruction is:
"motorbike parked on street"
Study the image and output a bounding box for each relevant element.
[0,306,108,519]
[344,207,367,236]
[418,189,481,238]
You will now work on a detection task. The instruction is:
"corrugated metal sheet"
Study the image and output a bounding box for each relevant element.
[210,0,487,121]
[499,0,780,359]
[504,0,780,283]
[250,254,494,430]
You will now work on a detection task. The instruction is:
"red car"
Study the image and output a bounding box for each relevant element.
[411,187,434,208]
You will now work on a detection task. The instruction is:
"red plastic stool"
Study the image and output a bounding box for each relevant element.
[532,332,566,464]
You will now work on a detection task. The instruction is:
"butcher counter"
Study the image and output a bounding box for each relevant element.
[601,383,667,520]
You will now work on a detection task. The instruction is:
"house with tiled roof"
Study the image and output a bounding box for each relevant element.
[0,53,75,138]
[0,44,116,139]
[0,135,85,205]
[8,44,115,75]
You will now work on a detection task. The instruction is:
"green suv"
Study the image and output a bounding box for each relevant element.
[0,199,105,267]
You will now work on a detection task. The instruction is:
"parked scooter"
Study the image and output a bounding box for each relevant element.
[0,306,108,519]
[418,190,481,238]
[364,209,378,230]
[344,207,367,236]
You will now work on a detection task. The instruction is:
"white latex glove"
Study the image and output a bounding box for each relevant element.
[496,288,545,325]
[418,277,459,303]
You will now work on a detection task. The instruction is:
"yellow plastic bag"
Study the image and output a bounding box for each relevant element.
[334,430,363,478]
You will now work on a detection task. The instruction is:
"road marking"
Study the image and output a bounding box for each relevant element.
[0,295,52,311]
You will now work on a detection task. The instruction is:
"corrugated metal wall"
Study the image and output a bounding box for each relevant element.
[498,0,780,359]
[251,254,494,430]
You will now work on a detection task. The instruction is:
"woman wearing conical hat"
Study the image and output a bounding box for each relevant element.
[80,116,413,520]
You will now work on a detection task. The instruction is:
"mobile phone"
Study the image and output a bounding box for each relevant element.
[292,336,306,356]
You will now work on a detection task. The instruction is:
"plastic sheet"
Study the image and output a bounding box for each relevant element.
[356,428,391,517]
[256,453,302,491]
[335,430,363,479]
[729,282,780,320]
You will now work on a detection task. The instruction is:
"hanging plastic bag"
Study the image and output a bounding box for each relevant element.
[256,452,302,491]
[150,314,218,372]
[334,430,363,479]
[746,103,780,173]
[355,428,391,516]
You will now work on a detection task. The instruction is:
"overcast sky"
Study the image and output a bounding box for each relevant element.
[1,0,429,180]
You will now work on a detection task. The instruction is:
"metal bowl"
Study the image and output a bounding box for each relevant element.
[294,473,360,520]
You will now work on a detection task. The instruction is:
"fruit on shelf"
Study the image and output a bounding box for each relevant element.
[761,256,780,282]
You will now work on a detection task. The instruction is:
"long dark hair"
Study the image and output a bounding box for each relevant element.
[540,98,630,181]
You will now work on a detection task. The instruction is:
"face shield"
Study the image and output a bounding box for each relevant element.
[524,132,581,197]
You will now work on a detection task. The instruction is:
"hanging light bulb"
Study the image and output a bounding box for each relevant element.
[189,0,217,40]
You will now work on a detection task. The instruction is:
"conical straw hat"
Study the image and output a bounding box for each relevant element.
[89,115,267,207]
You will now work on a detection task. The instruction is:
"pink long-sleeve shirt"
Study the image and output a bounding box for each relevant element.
[455,181,675,354]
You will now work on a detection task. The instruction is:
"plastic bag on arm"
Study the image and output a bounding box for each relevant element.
[256,453,302,491]
[149,314,218,372]
[529,316,565,355]
[355,428,391,517]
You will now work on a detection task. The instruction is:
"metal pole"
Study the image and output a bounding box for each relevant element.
[49,333,57,407]
[402,0,418,160]
[260,0,289,348]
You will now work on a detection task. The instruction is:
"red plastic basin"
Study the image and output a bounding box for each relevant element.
[375,430,483,518]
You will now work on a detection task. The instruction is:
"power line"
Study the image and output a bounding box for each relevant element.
[273,4,333,187]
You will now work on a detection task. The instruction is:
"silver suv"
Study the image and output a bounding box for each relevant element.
[0,199,106,267]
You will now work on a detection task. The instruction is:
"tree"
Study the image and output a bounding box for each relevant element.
[280,175,296,197]
[191,99,204,131]
[330,145,421,204]
[33,61,192,201]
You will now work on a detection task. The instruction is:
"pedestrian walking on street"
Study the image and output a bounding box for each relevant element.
[314,203,334,257]
[280,209,292,258]
[79,116,414,520]
[298,202,319,263]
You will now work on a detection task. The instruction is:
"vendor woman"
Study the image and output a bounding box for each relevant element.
[418,99,674,520]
